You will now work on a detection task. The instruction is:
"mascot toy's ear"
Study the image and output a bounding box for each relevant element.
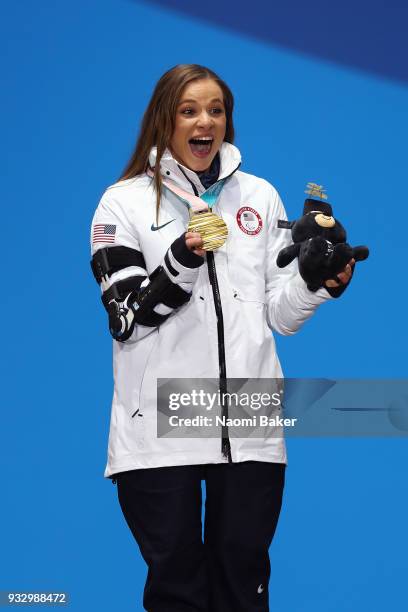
[276,243,301,268]
[352,245,370,262]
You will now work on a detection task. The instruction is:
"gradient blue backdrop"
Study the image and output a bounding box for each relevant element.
[1,1,407,610]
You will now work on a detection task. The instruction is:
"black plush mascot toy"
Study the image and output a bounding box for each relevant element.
[276,183,369,297]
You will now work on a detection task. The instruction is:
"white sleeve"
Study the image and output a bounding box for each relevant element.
[264,183,333,336]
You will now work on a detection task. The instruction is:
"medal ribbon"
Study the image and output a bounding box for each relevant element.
[199,178,226,208]
[147,168,226,213]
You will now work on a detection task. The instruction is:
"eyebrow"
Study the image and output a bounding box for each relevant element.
[178,98,224,105]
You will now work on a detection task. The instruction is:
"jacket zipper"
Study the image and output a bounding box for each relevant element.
[182,170,233,462]
[206,250,232,462]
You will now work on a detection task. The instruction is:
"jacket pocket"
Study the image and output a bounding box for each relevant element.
[113,331,158,430]
[226,237,266,303]
[137,330,160,415]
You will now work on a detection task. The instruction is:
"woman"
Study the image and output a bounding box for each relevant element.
[90,64,353,612]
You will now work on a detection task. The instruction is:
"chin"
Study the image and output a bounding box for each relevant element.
[194,161,211,171]
[186,154,215,173]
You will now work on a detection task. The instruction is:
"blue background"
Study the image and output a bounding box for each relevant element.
[1,0,407,610]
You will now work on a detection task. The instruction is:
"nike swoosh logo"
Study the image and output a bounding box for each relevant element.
[151,219,175,231]
[257,585,264,594]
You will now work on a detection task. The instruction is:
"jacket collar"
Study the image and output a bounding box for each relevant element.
[148,142,241,194]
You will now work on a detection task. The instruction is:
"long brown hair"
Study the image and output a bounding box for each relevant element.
[120,64,235,219]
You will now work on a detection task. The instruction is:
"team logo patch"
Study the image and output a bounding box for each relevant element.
[236,206,263,235]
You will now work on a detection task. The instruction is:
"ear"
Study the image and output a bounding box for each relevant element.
[352,245,369,261]
[277,244,301,268]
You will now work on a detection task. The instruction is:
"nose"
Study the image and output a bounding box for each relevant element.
[196,109,213,129]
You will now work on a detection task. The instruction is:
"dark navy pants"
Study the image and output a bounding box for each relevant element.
[116,461,285,612]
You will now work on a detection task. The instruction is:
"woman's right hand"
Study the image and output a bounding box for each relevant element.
[185,232,205,258]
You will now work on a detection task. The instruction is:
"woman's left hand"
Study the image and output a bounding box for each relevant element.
[324,258,355,289]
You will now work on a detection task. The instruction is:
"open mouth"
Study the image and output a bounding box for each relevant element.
[188,137,213,158]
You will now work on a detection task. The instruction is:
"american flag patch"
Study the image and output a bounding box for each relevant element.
[92,223,116,243]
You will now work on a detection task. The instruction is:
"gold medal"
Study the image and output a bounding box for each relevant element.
[188,211,228,251]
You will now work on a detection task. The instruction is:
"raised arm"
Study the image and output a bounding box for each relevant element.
[90,194,204,343]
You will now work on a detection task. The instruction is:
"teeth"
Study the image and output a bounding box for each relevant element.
[190,137,213,142]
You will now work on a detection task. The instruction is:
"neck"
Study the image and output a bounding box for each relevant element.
[195,154,220,189]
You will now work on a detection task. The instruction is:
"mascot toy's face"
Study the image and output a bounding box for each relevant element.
[315,214,335,228]
[292,212,347,244]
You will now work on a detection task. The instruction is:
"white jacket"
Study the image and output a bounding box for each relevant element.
[91,143,332,477]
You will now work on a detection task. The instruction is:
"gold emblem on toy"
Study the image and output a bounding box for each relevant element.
[188,211,228,251]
